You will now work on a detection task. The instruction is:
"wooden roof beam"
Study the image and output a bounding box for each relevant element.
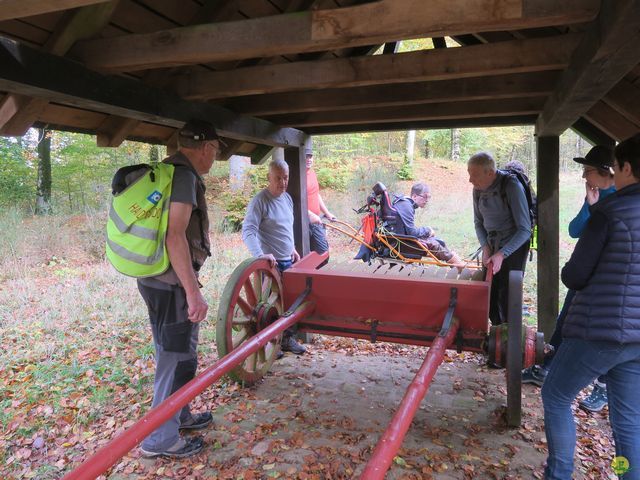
[178,34,579,100]
[225,71,560,116]
[603,78,640,128]
[71,0,599,72]
[264,97,546,128]
[571,117,615,147]
[0,36,306,147]
[0,0,119,136]
[304,115,539,135]
[535,0,640,136]
[94,0,242,147]
[0,0,111,21]
[584,100,640,142]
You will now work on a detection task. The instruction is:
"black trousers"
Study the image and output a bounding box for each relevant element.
[309,223,329,255]
[489,241,529,326]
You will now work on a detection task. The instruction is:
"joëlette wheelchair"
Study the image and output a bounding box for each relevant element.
[325,182,481,270]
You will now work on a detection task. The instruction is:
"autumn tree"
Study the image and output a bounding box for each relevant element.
[35,128,53,215]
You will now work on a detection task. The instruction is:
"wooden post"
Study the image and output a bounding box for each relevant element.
[536,135,559,339]
[284,145,309,257]
[284,143,310,343]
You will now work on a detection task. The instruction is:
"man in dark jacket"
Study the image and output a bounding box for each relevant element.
[391,182,464,267]
[541,133,640,480]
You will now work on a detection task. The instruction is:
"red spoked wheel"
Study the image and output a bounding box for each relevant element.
[216,258,283,385]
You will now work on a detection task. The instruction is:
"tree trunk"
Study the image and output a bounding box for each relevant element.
[451,128,461,162]
[405,130,416,165]
[569,133,583,172]
[35,128,52,215]
[149,144,159,164]
[229,155,250,192]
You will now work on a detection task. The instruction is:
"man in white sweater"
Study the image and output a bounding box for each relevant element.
[242,159,305,354]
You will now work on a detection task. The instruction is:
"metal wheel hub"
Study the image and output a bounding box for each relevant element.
[255,302,280,331]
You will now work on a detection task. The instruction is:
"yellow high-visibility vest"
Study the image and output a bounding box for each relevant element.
[106,163,174,277]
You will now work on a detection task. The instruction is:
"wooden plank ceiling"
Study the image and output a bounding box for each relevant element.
[0,0,639,158]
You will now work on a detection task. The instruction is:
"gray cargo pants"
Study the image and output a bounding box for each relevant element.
[137,281,200,451]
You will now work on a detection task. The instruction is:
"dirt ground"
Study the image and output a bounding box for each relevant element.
[100,332,620,480]
[106,334,616,480]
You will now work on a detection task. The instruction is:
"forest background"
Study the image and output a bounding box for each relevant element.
[0,124,611,479]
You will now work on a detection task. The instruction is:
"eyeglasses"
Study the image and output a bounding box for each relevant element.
[417,193,431,201]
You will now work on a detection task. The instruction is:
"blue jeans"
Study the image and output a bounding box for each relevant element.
[543,290,606,386]
[276,259,292,273]
[275,259,295,339]
[548,289,575,350]
[541,338,640,479]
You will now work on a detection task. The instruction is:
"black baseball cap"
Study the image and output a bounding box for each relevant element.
[573,145,614,171]
[179,119,220,142]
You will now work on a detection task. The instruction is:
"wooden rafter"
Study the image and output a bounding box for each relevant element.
[224,72,560,116]
[177,35,579,100]
[571,118,615,147]
[263,97,546,128]
[70,0,599,72]
[603,78,640,128]
[0,0,119,136]
[94,0,240,147]
[0,0,111,22]
[584,100,640,142]
[0,36,305,147]
[536,0,640,136]
[304,115,539,135]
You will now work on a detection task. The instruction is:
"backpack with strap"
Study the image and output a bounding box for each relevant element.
[106,162,175,277]
[499,168,537,230]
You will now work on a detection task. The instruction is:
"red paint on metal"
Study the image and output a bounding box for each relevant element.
[298,316,485,351]
[524,326,536,368]
[360,319,461,479]
[284,254,491,338]
[62,302,315,480]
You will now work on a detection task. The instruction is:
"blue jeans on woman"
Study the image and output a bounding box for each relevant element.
[543,290,606,387]
[541,338,640,479]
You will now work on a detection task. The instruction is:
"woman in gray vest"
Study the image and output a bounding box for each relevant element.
[541,134,640,480]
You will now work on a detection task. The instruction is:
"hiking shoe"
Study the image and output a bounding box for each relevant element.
[140,436,204,458]
[179,412,213,431]
[281,336,307,355]
[579,384,608,413]
[522,365,547,387]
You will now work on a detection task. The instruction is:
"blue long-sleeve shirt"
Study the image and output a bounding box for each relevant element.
[567,185,616,238]
[393,197,432,238]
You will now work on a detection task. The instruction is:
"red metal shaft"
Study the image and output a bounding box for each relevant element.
[359,318,460,480]
[63,301,315,480]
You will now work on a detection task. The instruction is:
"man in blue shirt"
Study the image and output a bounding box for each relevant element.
[390,183,464,268]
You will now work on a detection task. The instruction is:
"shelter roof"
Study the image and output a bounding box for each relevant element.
[1,0,639,159]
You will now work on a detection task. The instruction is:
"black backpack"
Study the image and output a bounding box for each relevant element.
[499,168,537,230]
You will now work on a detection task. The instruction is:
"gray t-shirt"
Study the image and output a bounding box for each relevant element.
[242,189,294,261]
[138,166,197,290]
